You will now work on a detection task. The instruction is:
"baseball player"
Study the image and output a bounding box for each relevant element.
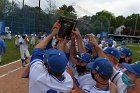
[111,61,140,93]
[15,35,20,48]
[87,57,114,93]
[19,34,30,67]
[7,29,12,40]
[117,48,133,71]
[70,57,114,93]
[117,40,126,50]
[29,21,73,93]
[0,38,6,65]
[103,47,120,70]
[30,33,36,46]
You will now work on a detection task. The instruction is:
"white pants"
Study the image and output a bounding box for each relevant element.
[0,55,1,63]
[20,49,30,59]
[31,39,35,45]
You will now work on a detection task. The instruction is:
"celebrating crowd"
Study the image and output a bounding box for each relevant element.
[20,21,140,93]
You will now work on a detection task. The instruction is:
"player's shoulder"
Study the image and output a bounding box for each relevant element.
[90,84,110,93]
[63,71,73,82]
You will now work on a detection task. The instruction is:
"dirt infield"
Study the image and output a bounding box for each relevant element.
[0,60,28,93]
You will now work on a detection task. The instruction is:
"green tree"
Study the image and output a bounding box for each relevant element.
[57,4,77,19]
[116,16,125,27]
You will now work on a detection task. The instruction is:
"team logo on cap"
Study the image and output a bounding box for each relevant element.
[96,66,99,71]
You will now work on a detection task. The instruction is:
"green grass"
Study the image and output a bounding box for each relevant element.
[1,38,34,65]
[126,44,140,62]
[117,42,140,62]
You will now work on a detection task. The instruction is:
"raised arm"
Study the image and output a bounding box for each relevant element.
[67,67,85,93]
[69,33,80,65]
[72,28,86,54]
[35,21,60,49]
[86,34,107,59]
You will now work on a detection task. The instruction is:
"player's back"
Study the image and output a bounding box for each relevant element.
[29,62,73,93]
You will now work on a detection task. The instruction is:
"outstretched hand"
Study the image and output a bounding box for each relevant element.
[72,28,81,38]
[86,34,98,45]
[110,82,117,93]
[52,21,61,36]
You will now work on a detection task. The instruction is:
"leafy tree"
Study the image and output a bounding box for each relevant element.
[116,16,125,27]
[57,4,77,19]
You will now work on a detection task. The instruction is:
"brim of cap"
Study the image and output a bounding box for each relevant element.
[78,57,90,63]
[85,46,92,51]
[104,50,120,59]
[87,62,95,70]
[120,52,126,56]
[122,63,140,76]
[103,50,108,54]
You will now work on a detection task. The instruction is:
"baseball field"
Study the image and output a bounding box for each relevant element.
[0,38,140,93]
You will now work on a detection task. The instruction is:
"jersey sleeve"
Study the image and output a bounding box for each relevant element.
[110,71,127,93]
[30,48,49,81]
[30,48,44,66]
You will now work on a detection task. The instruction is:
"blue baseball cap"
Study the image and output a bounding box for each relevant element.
[103,47,120,59]
[108,39,113,46]
[85,43,93,51]
[121,41,126,46]
[120,48,132,57]
[87,57,113,77]
[44,48,68,73]
[123,61,140,76]
[77,53,92,63]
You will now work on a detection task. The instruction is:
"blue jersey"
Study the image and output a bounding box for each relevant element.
[0,39,6,55]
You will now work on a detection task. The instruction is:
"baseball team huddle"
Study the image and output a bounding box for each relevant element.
[19,20,140,93]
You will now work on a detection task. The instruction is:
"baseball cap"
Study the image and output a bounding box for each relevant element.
[85,43,93,51]
[76,53,92,63]
[121,41,126,46]
[44,48,68,73]
[108,39,113,46]
[103,47,120,59]
[123,61,140,76]
[87,57,113,77]
[120,48,132,57]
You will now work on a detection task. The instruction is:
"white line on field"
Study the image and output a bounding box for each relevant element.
[0,66,22,79]
[0,59,21,68]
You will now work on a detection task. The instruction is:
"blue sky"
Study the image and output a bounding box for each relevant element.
[15,0,140,17]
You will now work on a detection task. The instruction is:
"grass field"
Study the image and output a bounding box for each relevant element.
[0,38,140,65]
[125,43,140,62]
[1,38,34,65]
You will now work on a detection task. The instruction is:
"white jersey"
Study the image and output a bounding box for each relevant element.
[51,38,57,48]
[110,71,127,93]
[19,37,28,50]
[77,73,96,93]
[83,38,89,45]
[89,85,110,93]
[29,61,73,93]
[31,34,36,40]
[7,31,11,39]
[113,40,117,47]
